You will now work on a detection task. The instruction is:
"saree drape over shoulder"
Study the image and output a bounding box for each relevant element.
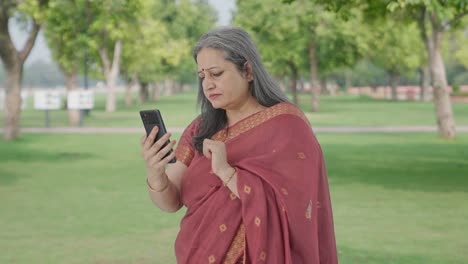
[174,103,338,264]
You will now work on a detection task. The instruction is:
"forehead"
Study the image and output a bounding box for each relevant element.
[196,48,228,70]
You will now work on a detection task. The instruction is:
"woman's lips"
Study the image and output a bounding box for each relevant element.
[209,94,221,100]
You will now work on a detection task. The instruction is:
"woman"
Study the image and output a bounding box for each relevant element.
[141,27,338,264]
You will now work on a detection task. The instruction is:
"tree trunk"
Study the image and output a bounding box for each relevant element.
[174,82,182,94]
[164,79,174,96]
[139,82,149,103]
[419,65,431,101]
[389,72,400,101]
[3,65,22,139]
[430,28,456,139]
[125,74,138,107]
[344,68,351,91]
[309,41,320,112]
[65,72,80,126]
[152,82,161,101]
[418,8,455,138]
[99,39,122,113]
[0,15,41,140]
[288,61,298,105]
[320,78,327,95]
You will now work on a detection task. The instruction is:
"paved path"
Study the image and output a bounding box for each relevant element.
[4,126,468,134]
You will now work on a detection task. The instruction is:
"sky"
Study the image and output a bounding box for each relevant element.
[10,0,235,66]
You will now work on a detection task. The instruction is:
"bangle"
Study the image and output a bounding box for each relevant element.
[147,177,170,192]
[223,167,237,187]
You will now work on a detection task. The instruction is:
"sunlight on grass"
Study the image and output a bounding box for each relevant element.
[1,133,468,263]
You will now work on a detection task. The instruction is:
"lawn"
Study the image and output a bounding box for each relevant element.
[1,133,467,263]
[10,90,468,128]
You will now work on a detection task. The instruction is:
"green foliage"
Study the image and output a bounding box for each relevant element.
[234,0,367,80]
[119,0,216,84]
[17,0,50,23]
[44,0,88,74]
[367,19,423,77]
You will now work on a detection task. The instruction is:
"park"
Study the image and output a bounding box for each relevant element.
[1,0,468,263]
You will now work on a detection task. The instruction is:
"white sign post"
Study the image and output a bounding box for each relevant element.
[67,90,94,109]
[67,90,94,126]
[34,90,62,127]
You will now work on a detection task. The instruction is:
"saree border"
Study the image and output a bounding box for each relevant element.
[212,102,309,142]
[223,224,245,264]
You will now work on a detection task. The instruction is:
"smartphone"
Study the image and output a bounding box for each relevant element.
[139,109,176,163]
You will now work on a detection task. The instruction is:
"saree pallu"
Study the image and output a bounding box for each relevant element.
[174,103,338,264]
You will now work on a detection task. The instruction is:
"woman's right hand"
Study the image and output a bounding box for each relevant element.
[141,126,177,187]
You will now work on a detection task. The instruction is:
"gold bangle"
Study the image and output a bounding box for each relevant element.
[223,167,237,187]
[147,177,170,192]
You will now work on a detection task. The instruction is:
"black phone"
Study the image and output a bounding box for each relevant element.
[139,109,176,163]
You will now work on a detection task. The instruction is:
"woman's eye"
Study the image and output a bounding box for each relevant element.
[213,72,223,77]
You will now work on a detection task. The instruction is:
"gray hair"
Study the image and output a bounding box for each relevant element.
[192,26,289,153]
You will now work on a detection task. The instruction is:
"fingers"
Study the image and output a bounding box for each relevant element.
[143,126,159,150]
[150,132,172,153]
[141,134,147,145]
[142,126,174,162]
[202,139,213,159]
[147,140,177,166]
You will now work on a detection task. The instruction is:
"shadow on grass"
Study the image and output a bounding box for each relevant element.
[323,139,468,193]
[338,245,464,264]
[0,138,95,186]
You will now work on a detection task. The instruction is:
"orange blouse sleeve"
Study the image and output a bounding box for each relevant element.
[174,118,198,167]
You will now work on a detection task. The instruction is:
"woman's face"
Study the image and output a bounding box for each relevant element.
[196,48,253,110]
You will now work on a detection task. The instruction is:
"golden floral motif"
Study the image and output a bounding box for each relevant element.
[259,251,267,261]
[230,193,237,200]
[255,216,261,227]
[281,188,288,195]
[305,200,313,220]
[219,224,227,233]
[208,255,216,263]
[297,152,306,159]
[244,185,251,194]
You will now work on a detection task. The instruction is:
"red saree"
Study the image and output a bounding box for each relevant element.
[174,102,338,264]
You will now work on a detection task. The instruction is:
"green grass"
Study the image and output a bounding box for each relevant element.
[11,91,468,128]
[299,95,468,126]
[1,133,468,263]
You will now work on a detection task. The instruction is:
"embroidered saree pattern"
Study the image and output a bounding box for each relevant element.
[173,102,338,264]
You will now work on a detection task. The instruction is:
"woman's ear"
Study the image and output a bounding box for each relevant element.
[244,62,254,82]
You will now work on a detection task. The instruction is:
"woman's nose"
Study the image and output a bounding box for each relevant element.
[203,78,215,90]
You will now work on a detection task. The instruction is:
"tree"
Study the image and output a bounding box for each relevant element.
[367,19,422,100]
[235,0,366,110]
[386,0,467,139]
[234,0,307,105]
[0,0,49,140]
[83,0,142,112]
[157,0,217,96]
[44,0,88,126]
[119,0,175,105]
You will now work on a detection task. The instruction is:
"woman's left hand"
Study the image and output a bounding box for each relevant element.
[202,139,232,177]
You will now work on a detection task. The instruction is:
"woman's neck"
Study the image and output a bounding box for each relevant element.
[225,97,266,126]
